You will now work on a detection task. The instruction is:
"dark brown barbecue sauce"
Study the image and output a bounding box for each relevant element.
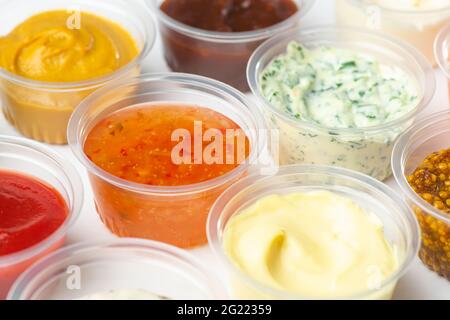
[159,0,299,91]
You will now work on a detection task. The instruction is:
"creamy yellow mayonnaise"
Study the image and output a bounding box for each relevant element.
[373,0,449,11]
[337,0,449,65]
[223,191,399,299]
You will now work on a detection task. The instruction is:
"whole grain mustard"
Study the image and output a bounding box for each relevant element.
[408,148,450,281]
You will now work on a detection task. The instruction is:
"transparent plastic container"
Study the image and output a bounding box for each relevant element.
[392,110,450,281]
[68,73,267,249]
[0,135,83,299]
[248,26,435,181]
[208,165,419,300]
[147,0,315,91]
[7,239,226,300]
[434,23,450,102]
[336,0,450,65]
[0,0,155,144]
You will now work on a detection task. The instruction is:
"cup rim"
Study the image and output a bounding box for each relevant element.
[247,25,436,136]
[146,0,316,43]
[68,72,268,196]
[392,110,450,224]
[0,135,84,267]
[434,22,450,79]
[0,0,156,91]
[345,0,450,16]
[207,164,420,300]
[7,238,227,300]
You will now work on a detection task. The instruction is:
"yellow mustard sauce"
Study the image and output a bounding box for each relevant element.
[0,10,139,144]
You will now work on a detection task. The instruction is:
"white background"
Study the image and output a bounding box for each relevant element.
[0,0,449,299]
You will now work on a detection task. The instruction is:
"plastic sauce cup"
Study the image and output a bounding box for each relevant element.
[434,23,450,103]
[392,110,450,281]
[248,26,435,181]
[336,0,450,65]
[146,0,315,92]
[208,165,419,300]
[0,0,155,144]
[68,73,267,249]
[8,239,226,300]
[0,135,83,299]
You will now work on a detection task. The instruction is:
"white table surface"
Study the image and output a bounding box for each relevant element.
[0,0,449,300]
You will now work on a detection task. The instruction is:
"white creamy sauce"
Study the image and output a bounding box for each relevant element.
[259,42,419,180]
[79,289,170,300]
[371,0,450,11]
[260,42,418,129]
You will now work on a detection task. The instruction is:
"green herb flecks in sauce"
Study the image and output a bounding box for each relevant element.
[260,42,419,129]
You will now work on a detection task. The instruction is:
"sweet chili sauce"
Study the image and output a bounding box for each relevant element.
[83,104,250,248]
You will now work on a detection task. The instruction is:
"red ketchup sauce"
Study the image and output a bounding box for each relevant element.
[0,170,68,256]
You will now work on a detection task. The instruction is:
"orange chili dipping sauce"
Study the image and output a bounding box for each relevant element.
[84,104,250,248]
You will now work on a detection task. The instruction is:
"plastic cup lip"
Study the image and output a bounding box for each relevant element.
[7,238,227,300]
[345,0,450,16]
[0,135,84,267]
[68,72,268,196]
[207,164,420,300]
[434,22,450,79]
[146,0,316,43]
[247,25,436,136]
[0,0,156,91]
[392,110,450,224]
